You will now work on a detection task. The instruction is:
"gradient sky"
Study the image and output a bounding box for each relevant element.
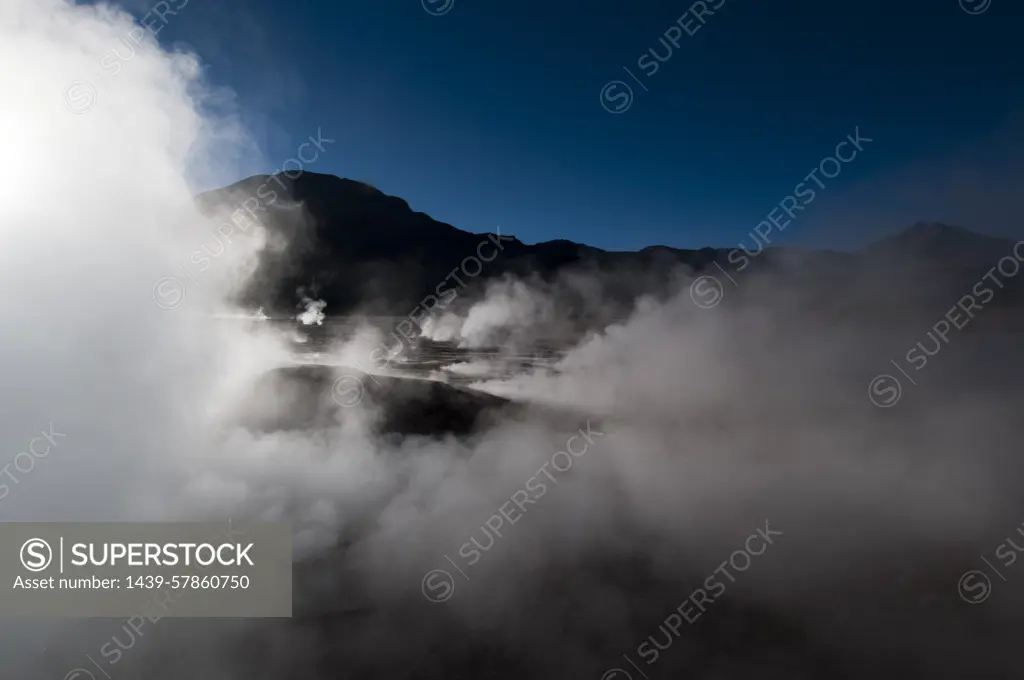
[126,0,1023,250]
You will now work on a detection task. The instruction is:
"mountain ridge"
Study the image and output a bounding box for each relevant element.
[197,172,1021,315]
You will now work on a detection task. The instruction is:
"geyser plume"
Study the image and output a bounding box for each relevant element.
[0,0,252,521]
[0,0,285,671]
[297,295,327,326]
[421,277,555,348]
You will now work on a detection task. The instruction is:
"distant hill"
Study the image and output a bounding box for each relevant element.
[196,172,1022,318]
[861,221,1017,267]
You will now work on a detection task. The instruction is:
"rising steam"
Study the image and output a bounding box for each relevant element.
[2,1,1022,678]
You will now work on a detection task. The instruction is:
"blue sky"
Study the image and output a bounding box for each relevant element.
[130,0,1022,250]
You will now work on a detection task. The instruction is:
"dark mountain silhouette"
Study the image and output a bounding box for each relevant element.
[197,172,723,315]
[196,172,1022,317]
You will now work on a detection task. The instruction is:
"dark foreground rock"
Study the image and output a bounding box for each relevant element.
[235,364,515,437]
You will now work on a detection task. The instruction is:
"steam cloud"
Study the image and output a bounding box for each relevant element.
[2,1,1022,678]
[297,296,327,326]
[421,277,555,348]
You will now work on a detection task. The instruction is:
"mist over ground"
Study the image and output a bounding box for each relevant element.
[2,1,1024,678]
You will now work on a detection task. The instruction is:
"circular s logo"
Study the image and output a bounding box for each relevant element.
[63,81,97,114]
[959,0,991,15]
[689,275,724,309]
[20,538,53,572]
[600,80,633,114]
[332,373,365,408]
[421,568,455,603]
[868,374,902,408]
[422,0,454,16]
[958,569,992,603]
[64,670,98,680]
[153,276,185,310]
